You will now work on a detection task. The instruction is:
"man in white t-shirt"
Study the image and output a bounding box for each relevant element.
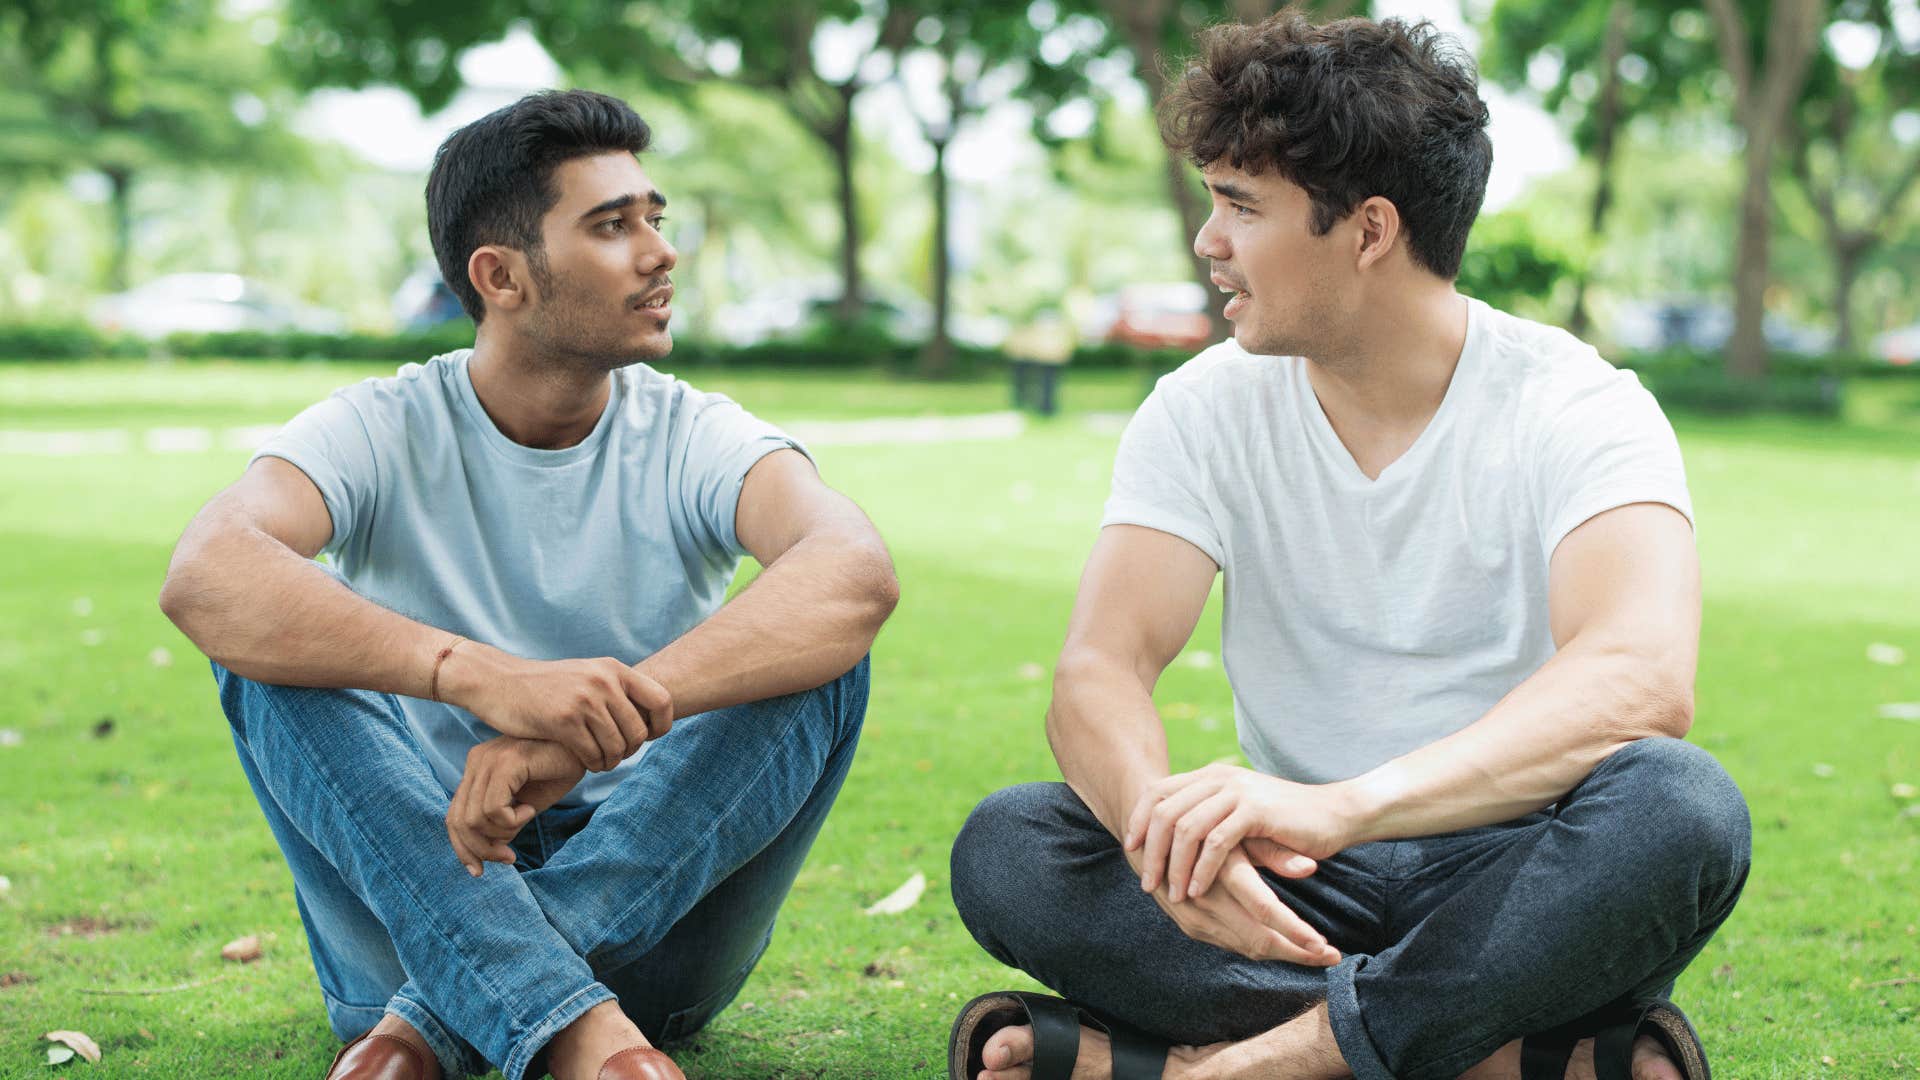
[948,13,1747,1080]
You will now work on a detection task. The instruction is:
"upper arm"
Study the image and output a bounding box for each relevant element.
[1059,524,1220,689]
[734,448,885,568]
[1547,501,1700,679]
[194,456,337,559]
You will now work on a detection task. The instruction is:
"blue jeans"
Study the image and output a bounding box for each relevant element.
[950,738,1751,1080]
[213,657,868,1080]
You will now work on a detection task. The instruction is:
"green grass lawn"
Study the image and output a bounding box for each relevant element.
[0,362,1916,1078]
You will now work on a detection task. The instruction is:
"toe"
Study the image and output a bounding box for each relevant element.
[982,1024,1034,1075]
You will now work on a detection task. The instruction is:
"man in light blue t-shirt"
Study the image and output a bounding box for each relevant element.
[159,90,898,1080]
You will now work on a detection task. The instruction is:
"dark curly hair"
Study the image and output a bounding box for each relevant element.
[1160,10,1492,279]
[427,90,652,323]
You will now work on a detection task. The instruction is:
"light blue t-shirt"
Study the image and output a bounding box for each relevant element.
[252,350,806,805]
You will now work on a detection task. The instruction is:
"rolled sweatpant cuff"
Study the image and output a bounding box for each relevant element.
[1324,955,1395,1080]
[387,995,483,1080]
[502,982,618,1080]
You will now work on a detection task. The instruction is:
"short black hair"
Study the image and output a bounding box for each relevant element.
[1160,10,1492,279]
[426,89,652,323]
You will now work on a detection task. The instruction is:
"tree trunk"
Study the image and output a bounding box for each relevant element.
[1830,239,1864,354]
[1702,0,1825,380]
[921,136,954,379]
[1726,143,1775,378]
[104,165,133,292]
[826,83,863,325]
[1111,2,1233,345]
[1570,0,1631,340]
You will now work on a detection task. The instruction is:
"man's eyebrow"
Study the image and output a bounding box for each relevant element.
[1207,181,1261,205]
[576,190,668,222]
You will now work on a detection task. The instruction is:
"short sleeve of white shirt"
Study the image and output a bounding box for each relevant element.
[1530,366,1694,562]
[1100,376,1225,567]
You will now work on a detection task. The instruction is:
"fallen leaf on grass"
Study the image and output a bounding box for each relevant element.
[1894,783,1918,800]
[0,729,20,747]
[1016,662,1045,681]
[0,874,10,894]
[47,1046,73,1066]
[863,872,926,916]
[44,1031,100,1064]
[1812,763,1836,779]
[1878,703,1920,722]
[220,935,262,963]
[1867,643,1907,666]
[148,647,172,668]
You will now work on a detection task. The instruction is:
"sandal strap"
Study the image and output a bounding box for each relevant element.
[1019,993,1084,1080]
[1106,1021,1169,1080]
[1520,1027,1578,1080]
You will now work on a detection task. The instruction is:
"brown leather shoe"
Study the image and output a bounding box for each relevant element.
[597,1046,686,1080]
[325,1031,428,1080]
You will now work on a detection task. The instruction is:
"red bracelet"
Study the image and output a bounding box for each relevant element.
[429,635,465,702]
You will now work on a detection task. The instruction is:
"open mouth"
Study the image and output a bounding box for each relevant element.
[1215,280,1250,319]
[633,288,673,319]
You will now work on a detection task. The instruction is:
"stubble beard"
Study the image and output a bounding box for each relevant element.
[523,264,671,375]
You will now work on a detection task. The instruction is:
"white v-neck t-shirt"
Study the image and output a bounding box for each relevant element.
[1101,298,1693,784]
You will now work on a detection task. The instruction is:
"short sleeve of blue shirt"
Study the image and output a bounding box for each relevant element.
[250,391,379,562]
[672,395,809,559]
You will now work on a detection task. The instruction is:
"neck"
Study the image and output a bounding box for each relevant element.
[1305,283,1468,431]
[466,330,613,450]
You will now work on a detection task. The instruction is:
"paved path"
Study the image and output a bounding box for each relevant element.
[0,411,1105,457]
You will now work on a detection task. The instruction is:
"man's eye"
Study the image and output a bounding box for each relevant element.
[599,218,627,234]
[648,216,668,232]
[1233,204,1253,217]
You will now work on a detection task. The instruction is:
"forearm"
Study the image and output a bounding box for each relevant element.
[1337,642,1694,845]
[159,517,463,697]
[1046,653,1173,841]
[636,530,896,718]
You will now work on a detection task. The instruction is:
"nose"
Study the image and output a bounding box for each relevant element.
[637,227,677,276]
[1193,206,1229,262]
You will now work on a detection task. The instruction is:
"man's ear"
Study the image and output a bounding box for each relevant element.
[1353,196,1402,272]
[468,245,532,314]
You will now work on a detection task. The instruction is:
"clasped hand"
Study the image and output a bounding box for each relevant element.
[446,657,672,876]
[464,656,672,772]
[1122,763,1356,966]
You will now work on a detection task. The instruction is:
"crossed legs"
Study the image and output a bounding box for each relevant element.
[949,739,1750,1080]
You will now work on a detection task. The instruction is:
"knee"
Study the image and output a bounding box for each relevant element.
[1596,737,1751,903]
[949,783,1067,944]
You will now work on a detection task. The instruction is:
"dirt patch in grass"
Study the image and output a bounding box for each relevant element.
[46,915,128,939]
[1,971,35,988]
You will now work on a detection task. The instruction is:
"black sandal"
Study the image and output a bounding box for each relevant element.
[1521,999,1710,1080]
[948,991,1169,1080]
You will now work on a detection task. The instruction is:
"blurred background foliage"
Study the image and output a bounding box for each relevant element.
[0,0,1916,384]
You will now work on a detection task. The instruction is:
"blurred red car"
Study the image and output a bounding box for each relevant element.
[1085,282,1217,350]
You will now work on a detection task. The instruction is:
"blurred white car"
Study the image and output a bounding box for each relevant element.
[90,273,346,338]
[1870,323,1920,366]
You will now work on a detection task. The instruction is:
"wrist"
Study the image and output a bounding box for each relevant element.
[434,639,516,711]
[1329,767,1396,847]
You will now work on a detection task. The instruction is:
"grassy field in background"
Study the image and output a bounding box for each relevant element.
[0,361,1916,1077]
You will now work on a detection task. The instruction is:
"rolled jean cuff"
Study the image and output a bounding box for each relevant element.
[502,982,618,1080]
[387,995,482,1080]
[1324,954,1394,1080]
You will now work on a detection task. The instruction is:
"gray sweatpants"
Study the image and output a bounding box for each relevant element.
[948,737,1750,1080]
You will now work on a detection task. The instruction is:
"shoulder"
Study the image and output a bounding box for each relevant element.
[1151,338,1291,412]
[327,349,469,423]
[1472,302,1659,426]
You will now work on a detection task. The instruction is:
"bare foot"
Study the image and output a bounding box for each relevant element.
[1630,1034,1684,1080]
[977,1022,1231,1080]
[1459,1033,1683,1080]
[543,1001,656,1080]
[366,1014,442,1080]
